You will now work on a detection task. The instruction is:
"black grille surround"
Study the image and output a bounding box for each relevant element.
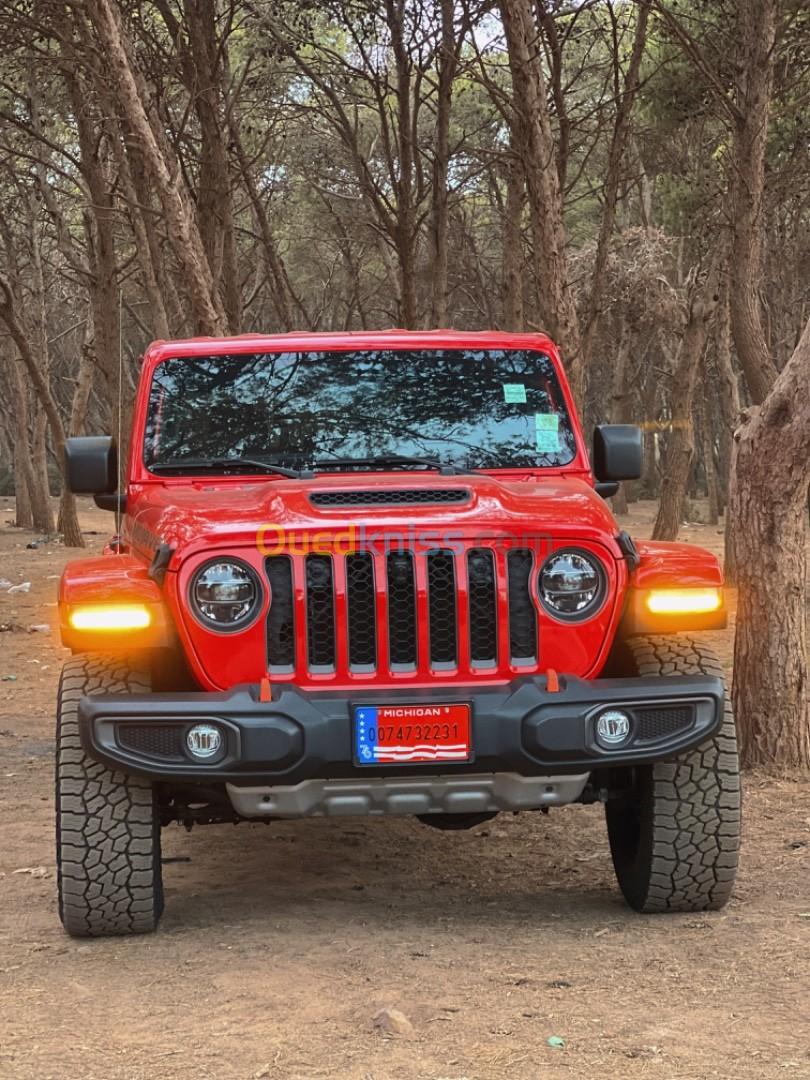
[310,488,470,507]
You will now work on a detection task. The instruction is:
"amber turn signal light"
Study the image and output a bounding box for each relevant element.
[67,604,153,631]
[644,588,722,615]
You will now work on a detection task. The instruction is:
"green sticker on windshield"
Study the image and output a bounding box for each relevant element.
[535,412,560,453]
[503,383,527,404]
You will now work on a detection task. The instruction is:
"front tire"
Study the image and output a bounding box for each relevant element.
[605,636,741,912]
[56,655,164,937]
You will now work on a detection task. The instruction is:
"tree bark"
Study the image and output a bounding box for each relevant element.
[730,316,810,770]
[0,274,83,546]
[501,141,525,331]
[84,0,227,336]
[696,378,720,526]
[652,268,719,540]
[499,0,583,402]
[429,0,458,327]
[386,0,418,328]
[8,360,36,529]
[581,0,651,364]
[728,0,780,405]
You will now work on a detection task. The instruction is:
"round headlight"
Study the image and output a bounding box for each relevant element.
[190,559,262,630]
[539,550,605,620]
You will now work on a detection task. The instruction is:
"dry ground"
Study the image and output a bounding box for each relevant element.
[0,497,808,1080]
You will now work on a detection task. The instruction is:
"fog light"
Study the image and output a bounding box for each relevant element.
[186,724,223,760]
[595,709,632,748]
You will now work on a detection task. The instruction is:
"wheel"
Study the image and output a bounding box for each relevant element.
[605,635,741,912]
[56,655,164,937]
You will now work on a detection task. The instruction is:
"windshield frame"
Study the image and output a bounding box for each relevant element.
[131,337,589,483]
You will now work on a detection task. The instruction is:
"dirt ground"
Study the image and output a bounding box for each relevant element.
[1,497,808,1080]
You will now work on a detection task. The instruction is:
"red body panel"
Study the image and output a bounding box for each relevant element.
[58,330,723,690]
[58,554,173,651]
[632,540,724,588]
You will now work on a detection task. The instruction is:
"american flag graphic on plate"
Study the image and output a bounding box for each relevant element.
[354,703,471,765]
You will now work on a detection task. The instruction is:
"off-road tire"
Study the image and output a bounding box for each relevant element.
[56,655,163,937]
[605,635,741,912]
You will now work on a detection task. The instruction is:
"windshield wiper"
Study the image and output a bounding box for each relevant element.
[312,454,476,476]
[149,457,304,478]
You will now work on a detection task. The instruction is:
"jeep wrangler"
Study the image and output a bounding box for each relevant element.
[56,330,740,936]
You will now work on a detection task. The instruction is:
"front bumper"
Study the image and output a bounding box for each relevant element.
[78,674,723,799]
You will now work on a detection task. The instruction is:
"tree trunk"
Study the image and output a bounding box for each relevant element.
[429,0,457,327]
[84,0,227,336]
[581,0,651,364]
[652,269,719,540]
[386,0,418,329]
[730,316,810,770]
[728,0,780,405]
[31,410,55,534]
[8,360,36,529]
[180,0,241,332]
[229,120,299,331]
[697,381,720,526]
[501,143,525,331]
[499,0,583,402]
[0,274,83,546]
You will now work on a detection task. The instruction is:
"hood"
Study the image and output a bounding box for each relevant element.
[123,473,621,565]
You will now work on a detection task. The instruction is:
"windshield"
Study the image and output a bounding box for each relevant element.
[143,349,577,473]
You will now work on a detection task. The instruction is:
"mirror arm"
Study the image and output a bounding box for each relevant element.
[93,493,127,513]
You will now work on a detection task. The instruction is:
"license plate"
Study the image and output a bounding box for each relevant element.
[354,703,471,765]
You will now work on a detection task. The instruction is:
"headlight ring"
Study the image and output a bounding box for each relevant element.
[538,549,606,621]
[189,557,264,632]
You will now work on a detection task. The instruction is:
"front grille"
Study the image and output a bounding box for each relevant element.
[387,551,417,666]
[266,556,295,668]
[346,552,376,667]
[310,488,470,507]
[306,554,335,669]
[507,550,537,662]
[264,543,540,678]
[427,550,457,664]
[118,724,184,760]
[467,549,497,665]
[634,705,694,742]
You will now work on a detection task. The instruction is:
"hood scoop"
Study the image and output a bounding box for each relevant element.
[309,488,471,508]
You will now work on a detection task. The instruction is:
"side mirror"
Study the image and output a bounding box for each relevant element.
[64,436,118,495]
[592,425,643,483]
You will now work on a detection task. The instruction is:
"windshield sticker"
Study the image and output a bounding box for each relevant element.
[503,383,527,404]
[535,412,560,453]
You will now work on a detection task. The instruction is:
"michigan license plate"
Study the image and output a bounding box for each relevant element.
[354,703,472,765]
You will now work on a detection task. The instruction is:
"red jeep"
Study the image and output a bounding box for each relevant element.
[56,331,740,936]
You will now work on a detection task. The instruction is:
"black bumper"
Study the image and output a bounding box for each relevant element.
[77,674,724,785]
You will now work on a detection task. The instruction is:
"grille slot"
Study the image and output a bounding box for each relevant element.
[306,554,336,669]
[346,552,377,668]
[266,556,295,668]
[310,488,470,507]
[634,705,694,742]
[118,724,184,760]
[507,550,537,661]
[387,551,417,666]
[467,548,497,664]
[427,549,457,665]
